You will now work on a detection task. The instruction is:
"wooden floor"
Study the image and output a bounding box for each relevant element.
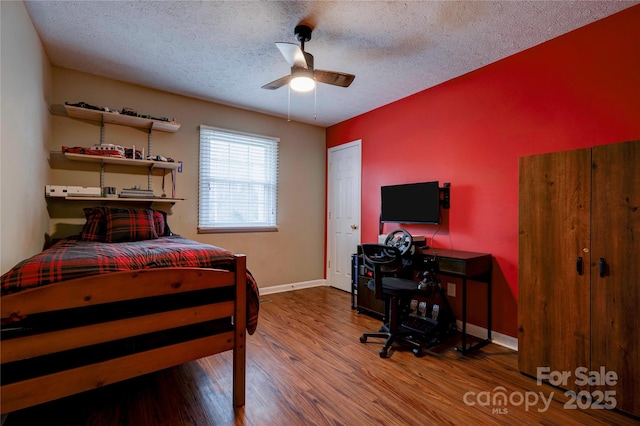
[5,286,638,425]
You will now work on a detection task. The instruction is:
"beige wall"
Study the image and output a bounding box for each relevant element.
[0,1,52,274]
[49,68,327,288]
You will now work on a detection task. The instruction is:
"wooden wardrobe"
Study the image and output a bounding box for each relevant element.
[518,140,639,417]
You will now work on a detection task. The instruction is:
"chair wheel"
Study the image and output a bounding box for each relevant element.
[360,335,367,343]
[379,348,389,358]
[413,348,423,357]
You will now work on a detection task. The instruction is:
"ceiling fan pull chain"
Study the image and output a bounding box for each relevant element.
[287,85,291,122]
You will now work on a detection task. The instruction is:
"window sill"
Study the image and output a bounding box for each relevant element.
[197,226,278,234]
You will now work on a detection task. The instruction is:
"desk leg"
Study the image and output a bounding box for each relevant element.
[487,275,492,343]
[461,277,468,354]
[459,276,493,355]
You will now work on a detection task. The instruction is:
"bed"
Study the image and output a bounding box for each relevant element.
[0,207,259,414]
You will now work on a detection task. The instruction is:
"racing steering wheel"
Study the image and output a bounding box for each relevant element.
[384,229,413,256]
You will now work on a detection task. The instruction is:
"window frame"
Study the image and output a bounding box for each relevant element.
[198,125,279,234]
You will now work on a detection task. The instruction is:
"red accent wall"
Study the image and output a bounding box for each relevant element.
[326,6,640,338]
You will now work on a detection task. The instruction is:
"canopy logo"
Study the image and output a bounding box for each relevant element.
[463,387,553,414]
[462,366,618,414]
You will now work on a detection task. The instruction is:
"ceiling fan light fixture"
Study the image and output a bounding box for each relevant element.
[290,69,315,92]
[290,76,315,92]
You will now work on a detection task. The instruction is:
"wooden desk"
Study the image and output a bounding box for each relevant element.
[416,248,492,354]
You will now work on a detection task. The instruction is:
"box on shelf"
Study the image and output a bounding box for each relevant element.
[45,185,101,198]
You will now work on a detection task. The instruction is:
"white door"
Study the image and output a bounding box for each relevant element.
[327,140,361,292]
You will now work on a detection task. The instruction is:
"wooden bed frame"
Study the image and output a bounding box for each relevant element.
[0,255,247,414]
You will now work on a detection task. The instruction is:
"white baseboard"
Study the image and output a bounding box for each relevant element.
[258,281,519,351]
[259,279,327,295]
[458,320,518,351]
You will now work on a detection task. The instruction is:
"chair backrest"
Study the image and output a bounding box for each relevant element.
[360,244,404,299]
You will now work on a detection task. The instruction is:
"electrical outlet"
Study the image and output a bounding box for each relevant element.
[447,282,456,297]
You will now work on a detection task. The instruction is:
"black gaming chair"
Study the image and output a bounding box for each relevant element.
[358,244,422,357]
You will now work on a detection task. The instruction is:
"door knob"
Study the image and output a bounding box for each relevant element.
[351,224,358,230]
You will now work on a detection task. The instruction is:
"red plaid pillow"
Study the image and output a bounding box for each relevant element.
[80,207,108,241]
[105,208,158,243]
[152,210,166,237]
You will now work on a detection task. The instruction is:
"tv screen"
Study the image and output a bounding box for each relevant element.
[380,181,440,225]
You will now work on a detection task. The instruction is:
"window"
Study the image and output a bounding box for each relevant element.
[198,125,278,232]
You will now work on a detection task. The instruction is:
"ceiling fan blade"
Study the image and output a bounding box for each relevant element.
[261,75,291,90]
[314,70,355,88]
[275,42,308,69]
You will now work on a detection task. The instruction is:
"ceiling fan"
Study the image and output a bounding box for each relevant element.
[262,24,355,92]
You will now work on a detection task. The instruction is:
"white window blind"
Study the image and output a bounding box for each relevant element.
[199,125,278,232]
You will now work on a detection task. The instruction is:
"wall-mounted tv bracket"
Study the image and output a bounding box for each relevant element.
[440,182,451,209]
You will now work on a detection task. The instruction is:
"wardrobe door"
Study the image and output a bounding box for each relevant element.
[518,148,591,388]
[591,140,640,416]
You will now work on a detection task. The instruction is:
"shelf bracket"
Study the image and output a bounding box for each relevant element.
[147,128,153,191]
[100,161,105,190]
[147,128,153,157]
[100,116,106,145]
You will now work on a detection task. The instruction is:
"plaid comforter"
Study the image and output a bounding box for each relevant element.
[0,236,259,334]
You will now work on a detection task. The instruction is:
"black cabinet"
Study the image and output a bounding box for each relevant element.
[351,254,384,319]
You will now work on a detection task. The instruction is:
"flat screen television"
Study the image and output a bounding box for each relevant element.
[380,181,440,225]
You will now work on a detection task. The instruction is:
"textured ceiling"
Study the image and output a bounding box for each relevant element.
[25,1,638,127]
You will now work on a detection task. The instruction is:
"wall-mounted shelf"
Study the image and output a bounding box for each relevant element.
[50,102,182,205]
[64,196,183,203]
[64,153,179,171]
[64,105,181,132]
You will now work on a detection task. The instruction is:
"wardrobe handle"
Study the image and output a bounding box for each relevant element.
[599,258,606,277]
[576,257,583,276]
